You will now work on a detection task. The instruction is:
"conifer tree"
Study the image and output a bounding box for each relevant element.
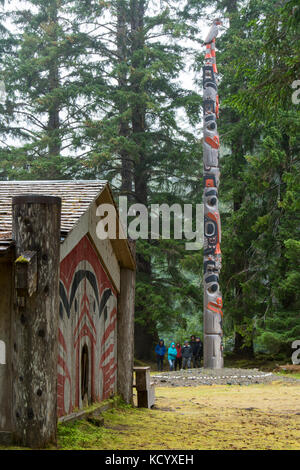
[0,0,204,359]
[76,0,204,357]
[0,0,108,179]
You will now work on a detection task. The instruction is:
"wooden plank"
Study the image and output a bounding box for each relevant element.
[58,402,113,425]
[117,261,136,404]
[137,384,155,408]
[135,368,151,391]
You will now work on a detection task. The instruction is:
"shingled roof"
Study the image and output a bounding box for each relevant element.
[0,180,107,252]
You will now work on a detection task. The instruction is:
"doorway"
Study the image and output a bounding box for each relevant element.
[81,344,89,406]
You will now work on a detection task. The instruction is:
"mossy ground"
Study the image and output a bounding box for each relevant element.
[56,380,300,450]
[276,372,300,380]
[1,379,299,450]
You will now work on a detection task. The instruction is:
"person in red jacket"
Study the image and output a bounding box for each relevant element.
[175,342,182,370]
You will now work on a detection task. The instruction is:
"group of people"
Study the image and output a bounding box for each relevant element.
[155,336,203,372]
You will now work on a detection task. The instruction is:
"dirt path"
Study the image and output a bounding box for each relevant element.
[57,379,300,450]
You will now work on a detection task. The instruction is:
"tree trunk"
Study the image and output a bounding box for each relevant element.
[134,322,158,361]
[130,0,147,206]
[233,331,254,358]
[47,1,61,158]
[130,0,158,359]
[117,1,134,197]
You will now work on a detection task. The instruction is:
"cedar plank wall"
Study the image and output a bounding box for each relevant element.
[58,235,117,417]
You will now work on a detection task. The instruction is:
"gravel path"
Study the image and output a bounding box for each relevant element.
[152,367,300,387]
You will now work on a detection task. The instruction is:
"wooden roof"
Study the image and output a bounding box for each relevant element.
[0,180,135,270]
[0,181,107,251]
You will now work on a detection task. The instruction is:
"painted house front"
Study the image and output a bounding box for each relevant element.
[0,180,135,444]
[58,234,118,416]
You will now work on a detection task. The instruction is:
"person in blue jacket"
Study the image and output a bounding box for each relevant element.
[155,339,166,371]
[168,342,177,371]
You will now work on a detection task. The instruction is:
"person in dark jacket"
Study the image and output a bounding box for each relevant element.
[190,335,197,368]
[190,335,197,367]
[182,341,193,369]
[175,342,182,370]
[155,339,166,371]
[194,337,203,368]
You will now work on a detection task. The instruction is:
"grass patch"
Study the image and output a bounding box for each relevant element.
[58,381,300,450]
[1,381,299,450]
[57,397,132,450]
[275,371,300,380]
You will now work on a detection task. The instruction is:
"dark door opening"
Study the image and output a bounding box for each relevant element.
[81,344,89,404]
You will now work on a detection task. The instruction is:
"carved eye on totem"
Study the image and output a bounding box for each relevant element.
[207,196,217,208]
[205,189,218,207]
[205,221,215,237]
[205,274,219,294]
[207,121,216,131]
[207,283,218,293]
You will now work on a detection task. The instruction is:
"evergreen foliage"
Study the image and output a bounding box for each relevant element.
[0,0,299,360]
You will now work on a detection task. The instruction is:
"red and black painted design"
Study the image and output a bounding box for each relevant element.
[57,235,117,417]
[204,211,221,256]
[203,19,224,368]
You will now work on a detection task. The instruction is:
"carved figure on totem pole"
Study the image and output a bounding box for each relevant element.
[203,19,224,369]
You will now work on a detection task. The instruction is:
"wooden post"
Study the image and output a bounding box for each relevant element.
[12,195,61,448]
[133,366,155,408]
[117,241,136,404]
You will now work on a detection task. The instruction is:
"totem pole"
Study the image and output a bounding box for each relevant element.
[203,19,224,369]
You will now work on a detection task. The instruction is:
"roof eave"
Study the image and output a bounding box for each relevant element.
[95,184,136,271]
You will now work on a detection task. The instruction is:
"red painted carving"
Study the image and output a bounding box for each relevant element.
[57,235,117,417]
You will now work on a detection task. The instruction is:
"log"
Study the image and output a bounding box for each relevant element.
[11,194,61,448]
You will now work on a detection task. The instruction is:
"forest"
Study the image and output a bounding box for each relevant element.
[0,0,299,363]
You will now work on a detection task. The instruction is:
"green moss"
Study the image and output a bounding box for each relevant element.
[0,444,30,450]
[2,384,300,450]
[275,371,300,380]
[57,420,109,450]
[56,383,300,450]
[15,255,29,264]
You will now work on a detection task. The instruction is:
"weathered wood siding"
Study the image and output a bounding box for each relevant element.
[58,235,118,417]
[0,262,13,432]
